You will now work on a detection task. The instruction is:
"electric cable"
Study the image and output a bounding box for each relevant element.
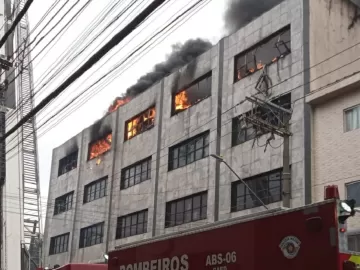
[0,0,35,49]
[1,0,169,142]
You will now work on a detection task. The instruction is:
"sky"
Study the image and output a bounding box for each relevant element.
[26,0,227,223]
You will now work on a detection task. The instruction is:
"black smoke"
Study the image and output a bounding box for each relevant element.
[108,38,212,110]
[89,119,112,142]
[224,0,284,34]
[108,0,284,112]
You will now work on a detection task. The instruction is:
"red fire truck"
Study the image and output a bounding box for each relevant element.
[107,185,360,270]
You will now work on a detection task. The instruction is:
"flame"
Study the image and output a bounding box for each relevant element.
[108,97,131,113]
[89,133,112,160]
[127,108,156,140]
[257,61,264,70]
[96,158,101,165]
[175,91,191,111]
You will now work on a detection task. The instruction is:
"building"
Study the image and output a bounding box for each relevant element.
[306,0,360,250]
[0,1,42,270]
[43,0,308,266]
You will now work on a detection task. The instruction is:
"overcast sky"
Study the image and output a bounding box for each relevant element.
[27,0,226,221]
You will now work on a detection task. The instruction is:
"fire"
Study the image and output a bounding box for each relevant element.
[175,90,191,111]
[108,97,131,113]
[126,107,156,140]
[88,133,112,160]
[96,158,101,165]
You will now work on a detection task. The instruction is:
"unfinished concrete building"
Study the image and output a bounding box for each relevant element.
[43,0,310,265]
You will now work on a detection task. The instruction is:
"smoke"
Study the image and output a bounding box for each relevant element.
[89,119,112,142]
[108,0,284,113]
[108,38,212,111]
[224,0,284,34]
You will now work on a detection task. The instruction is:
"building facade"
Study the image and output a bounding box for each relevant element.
[43,0,309,266]
[306,0,360,251]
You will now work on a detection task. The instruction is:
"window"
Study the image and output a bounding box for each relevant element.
[116,210,148,239]
[121,157,151,189]
[165,192,207,228]
[346,182,360,207]
[88,133,112,160]
[49,233,70,255]
[83,177,107,203]
[169,131,210,171]
[58,151,78,176]
[232,93,291,146]
[54,191,74,215]
[172,72,212,115]
[79,222,104,248]
[231,169,283,212]
[348,234,360,252]
[345,105,360,132]
[234,26,291,82]
[125,107,156,141]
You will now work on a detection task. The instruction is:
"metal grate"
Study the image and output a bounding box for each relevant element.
[15,0,42,268]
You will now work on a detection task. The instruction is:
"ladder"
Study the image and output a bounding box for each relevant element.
[14,0,42,268]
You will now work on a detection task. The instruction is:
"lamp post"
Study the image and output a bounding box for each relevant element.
[210,154,269,210]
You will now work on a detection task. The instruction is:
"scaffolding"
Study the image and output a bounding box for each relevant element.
[14,0,42,268]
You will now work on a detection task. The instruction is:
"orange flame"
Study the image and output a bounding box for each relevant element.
[108,97,131,113]
[175,91,191,111]
[127,108,156,140]
[89,133,112,160]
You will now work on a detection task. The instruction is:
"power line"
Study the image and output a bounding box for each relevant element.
[0,0,35,49]
[1,0,168,143]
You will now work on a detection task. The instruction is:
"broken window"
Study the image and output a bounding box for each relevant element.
[121,157,152,189]
[49,233,70,255]
[88,133,112,160]
[116,209,148,239]
[165,192,207,228]
[168,131,210,171]
[234,26,291,82]
[58,150,78,176]
[125,107,156,141]
[79,222,104,248]
[172,72,212,115]
[231,169,283,212]
[232,93,291,146]
[54,191,74,215]
[83,177,107,203]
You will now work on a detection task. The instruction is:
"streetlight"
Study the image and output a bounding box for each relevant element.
[210,154,269,210]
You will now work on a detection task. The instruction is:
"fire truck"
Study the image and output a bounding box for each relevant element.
[107,185,360,270]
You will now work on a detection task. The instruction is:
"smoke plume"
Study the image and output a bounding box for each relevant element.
[224,0,284,34]
[108,38,212,112]
[108,0,284,113]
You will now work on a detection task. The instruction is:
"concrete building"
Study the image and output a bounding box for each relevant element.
[305,0,360,251]
[43,0,309,266]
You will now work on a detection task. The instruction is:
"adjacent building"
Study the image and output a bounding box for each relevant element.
[43,0,313,266]
[306,0,360,250]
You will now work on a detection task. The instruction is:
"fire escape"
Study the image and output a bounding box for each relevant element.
[14,0,42,268]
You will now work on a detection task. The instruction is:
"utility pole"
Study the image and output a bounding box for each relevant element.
[243,95,292,208]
